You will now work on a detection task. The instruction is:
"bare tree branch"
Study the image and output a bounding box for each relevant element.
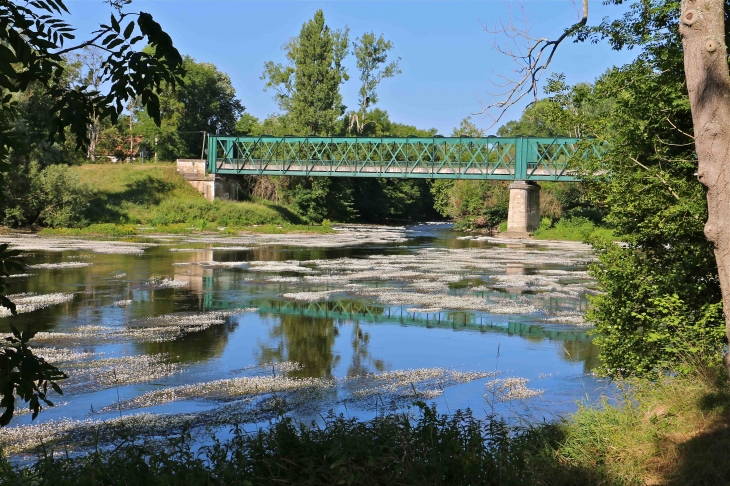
[476,0,588,127]
[665,117,695,140]
[629,155,681,201]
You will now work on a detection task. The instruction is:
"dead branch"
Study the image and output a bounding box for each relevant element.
[477,0,588,127]
[665,117,695,140]
[629,155,681,201]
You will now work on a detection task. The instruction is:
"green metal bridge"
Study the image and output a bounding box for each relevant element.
[207,136,606,182]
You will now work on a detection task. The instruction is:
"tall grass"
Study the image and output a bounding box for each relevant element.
[3,367,729,485]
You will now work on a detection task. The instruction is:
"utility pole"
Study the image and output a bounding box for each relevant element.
[128,99,135,162]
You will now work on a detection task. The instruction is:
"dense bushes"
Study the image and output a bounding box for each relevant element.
[1,162,92,228]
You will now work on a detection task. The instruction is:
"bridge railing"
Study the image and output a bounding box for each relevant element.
[207,136,607,181]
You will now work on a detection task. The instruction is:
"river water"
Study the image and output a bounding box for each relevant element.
[0,224,606,454]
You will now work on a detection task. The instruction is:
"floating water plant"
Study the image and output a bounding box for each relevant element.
[0,292,74,317]
[484,377,544,402]
[28,262,92,269]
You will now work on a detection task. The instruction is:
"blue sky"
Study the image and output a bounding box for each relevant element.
[68,1,638,134]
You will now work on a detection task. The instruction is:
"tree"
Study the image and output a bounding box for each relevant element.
[67,47,106,161]
[0,0,183,424]
[486,0,730,374]
[137,56,245,159]
[349,32,401,133]
[678,0,730,375]
[262,10,349,136]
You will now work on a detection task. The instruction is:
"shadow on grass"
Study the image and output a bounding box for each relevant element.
[85,175,177,223]
[263,203,305,225]
[663,388,730,486]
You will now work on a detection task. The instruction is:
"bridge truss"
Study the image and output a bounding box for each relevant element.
[207,136,606,182]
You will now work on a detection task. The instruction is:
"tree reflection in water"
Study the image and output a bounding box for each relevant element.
[258,314,341,378]
[257,312,388,379]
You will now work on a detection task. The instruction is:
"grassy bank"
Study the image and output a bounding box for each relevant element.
[2,368,728,485]
[64,163,331,235]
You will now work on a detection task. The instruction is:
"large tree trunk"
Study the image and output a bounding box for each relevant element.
[679,0,730,373]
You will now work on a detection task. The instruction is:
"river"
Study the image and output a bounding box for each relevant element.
[0,224,606,454]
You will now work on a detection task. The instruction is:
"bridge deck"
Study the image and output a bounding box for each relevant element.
[207,136,606,182]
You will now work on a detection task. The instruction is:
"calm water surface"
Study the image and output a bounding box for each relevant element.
[1,224,605,438]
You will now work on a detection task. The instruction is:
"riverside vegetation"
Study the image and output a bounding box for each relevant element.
[3,3,730,486]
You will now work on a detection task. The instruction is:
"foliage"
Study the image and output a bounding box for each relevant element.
[452,116,485,137]
[67,163,303,229]
[0,404,556,485]
[39,223,137,237]
[136,56,245,159]
[0,0,184,157]
[0,0,182,426]
[0,247,67,427]
[569,20,722,376]
[532,217,614,242]
[352,32,401,109]
[149,198,300,228]
[262,10,349,136]
[0,326,67,427]
[348,32,401,133]
[1,162,92,228]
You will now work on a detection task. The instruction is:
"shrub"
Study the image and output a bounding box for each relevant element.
[1,162,93,228]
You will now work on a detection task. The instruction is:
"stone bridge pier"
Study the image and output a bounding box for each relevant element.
[503,181,540,239]
[177,159,238,202]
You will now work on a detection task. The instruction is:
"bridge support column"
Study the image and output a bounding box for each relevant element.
[503,181,540,238]
[177,159,238,202]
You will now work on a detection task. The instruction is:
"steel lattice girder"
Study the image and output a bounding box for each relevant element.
[207,136,607,181]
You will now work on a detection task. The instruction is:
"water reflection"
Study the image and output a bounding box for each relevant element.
[0,224,602,426]
[257,314,340,378]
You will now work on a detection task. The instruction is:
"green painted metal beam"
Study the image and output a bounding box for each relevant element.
[207,135,607,182]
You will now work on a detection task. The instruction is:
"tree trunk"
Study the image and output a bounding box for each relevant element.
[679,0,730,374]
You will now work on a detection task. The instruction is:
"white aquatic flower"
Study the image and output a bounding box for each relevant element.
[281,291,338,302]
[484,377,544,402]
[28,262,92,269]
[111,300,133,307]
[246,261,316,273]
[32,347,98,363]
[141,277,189,289]
[267,276,301,283]
[199,261,249,268]
[0,292,74,317]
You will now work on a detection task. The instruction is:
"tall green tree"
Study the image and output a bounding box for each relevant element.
[516,22,722,375]
[262,10,349,136]
[349,33,401,133]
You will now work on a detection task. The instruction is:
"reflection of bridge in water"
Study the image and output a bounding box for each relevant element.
[253,299,591,342]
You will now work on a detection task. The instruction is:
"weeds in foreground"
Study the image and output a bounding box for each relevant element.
[2,369,729,485]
